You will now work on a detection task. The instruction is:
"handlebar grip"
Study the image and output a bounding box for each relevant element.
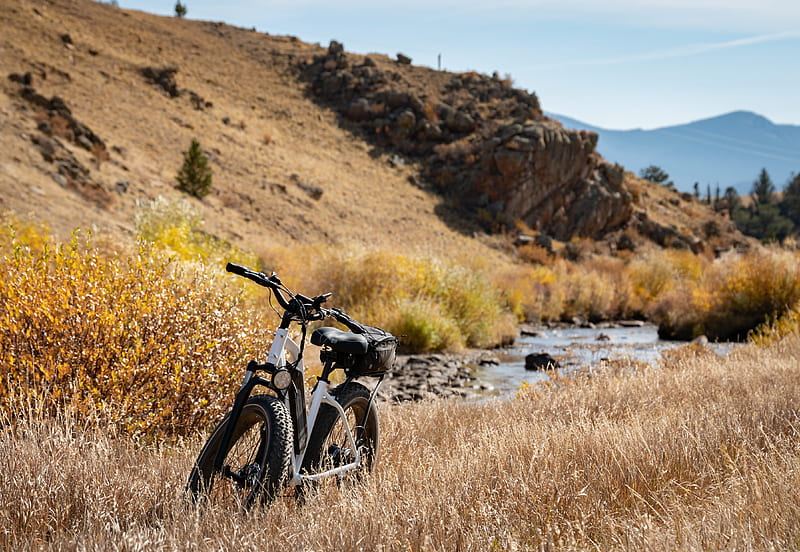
[226,262,248,276]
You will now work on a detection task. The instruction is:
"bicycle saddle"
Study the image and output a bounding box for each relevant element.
[310,327,369,354]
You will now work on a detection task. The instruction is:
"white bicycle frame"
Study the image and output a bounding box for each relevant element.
[251,327,363,486]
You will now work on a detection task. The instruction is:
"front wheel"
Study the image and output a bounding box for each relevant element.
[187,394,292,508]
[301,382,379,487]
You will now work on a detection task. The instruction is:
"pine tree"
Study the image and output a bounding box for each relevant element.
[781,172,800,225]
[176,138,212,198]
[751,168,775,207]
[174,1,187,18]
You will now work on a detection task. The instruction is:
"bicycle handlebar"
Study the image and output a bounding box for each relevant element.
[226,262,336,322]
[226,262,292,310]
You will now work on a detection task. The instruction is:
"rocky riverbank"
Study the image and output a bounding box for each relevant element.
[377,352,501,402]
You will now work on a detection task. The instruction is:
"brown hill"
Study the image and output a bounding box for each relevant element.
[0,0,747,260]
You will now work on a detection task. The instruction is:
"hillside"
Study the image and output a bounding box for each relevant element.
[0,0,747,261]
[550,111,800,195]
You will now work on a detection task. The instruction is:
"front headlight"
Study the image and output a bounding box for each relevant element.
[272,369,292,390]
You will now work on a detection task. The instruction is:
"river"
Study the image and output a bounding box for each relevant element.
[470,324,742,397]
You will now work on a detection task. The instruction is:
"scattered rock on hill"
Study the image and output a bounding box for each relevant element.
[14,83,107,156]
[140,65,180,97]
[139,65,212,109]
[7,77,113,208]
[29,133,112,208]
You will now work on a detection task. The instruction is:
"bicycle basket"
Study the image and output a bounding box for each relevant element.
[350,326,398,377]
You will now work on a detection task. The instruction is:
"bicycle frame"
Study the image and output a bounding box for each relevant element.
[215,324,365,488]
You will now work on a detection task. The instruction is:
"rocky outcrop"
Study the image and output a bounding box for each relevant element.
[430,122,633,239]
[14,82,107,155]
[300,42,634,241]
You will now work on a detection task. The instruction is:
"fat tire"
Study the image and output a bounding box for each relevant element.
[301,381,379,485]
[187,394,292,508]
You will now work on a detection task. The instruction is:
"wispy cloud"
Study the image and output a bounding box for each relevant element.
[523,30,800,71]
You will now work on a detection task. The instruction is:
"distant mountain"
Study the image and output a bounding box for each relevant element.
[548,111,800,195]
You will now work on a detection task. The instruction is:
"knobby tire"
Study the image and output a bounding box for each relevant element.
[187,394,292,508]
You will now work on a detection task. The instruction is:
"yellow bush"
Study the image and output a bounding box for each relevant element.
[493,263,565,322]
[562,256,634,321]
[627,249,707,310]
[257,245,515,352]
[135,197,258,271]
[751,304,800,345]
[0,220,271,438]
[390,298,462,352]
[650,248,800,340]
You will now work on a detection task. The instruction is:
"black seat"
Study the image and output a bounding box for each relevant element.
[310,327,368,354]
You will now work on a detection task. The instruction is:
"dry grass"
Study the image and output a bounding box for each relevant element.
[2,213,800,550]
[2,337,799,550]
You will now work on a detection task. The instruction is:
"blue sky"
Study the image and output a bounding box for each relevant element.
[120,0,800,130]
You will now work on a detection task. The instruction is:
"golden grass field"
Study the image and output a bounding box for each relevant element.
[2,336,799,550]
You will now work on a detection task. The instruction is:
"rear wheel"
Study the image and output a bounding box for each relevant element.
[301,382,379,491]
[187,394,292,508]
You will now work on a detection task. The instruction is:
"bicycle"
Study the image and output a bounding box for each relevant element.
[187,263,398,508]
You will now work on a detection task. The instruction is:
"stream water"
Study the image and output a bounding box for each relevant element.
[470,324,742,397]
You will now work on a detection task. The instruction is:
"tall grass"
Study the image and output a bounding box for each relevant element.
[2,208,800,548]
[2,337,799,550]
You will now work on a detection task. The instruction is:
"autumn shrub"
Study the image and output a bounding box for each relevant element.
[627,249,707,311]
[650,248,800,340]
[700,249,800,339]
[0,217,270,438]
[257,246,515,352]
[495,257,634,324]
[752,304,800,345]
[517,243,552,265]
[561,256,634,322]
[493,262,563,322]
[135,197,258,270]
[391,298,462,352]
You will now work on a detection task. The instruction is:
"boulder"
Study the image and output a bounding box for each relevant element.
[328,40,344,56]
[345,97,371,121]
[525,353,559,371]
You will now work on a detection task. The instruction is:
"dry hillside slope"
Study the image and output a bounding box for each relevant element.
[0,0,745,258]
